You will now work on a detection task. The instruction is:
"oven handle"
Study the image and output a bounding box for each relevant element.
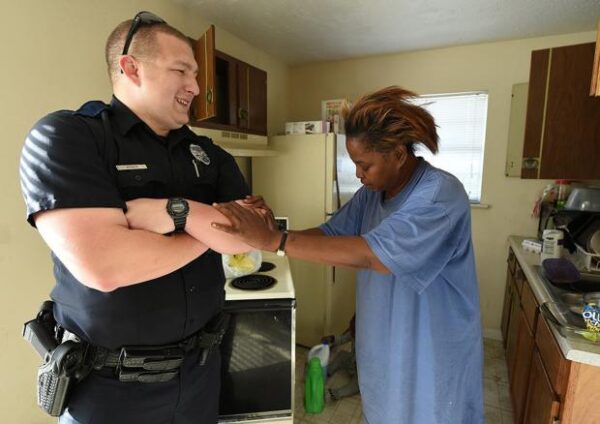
[223,299,295,313]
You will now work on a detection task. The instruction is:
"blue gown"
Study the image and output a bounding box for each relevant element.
[321,159,484,424]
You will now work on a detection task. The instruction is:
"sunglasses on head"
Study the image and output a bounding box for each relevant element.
[121,11,166,56]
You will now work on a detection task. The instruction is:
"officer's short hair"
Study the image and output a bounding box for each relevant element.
[105,20,194,82]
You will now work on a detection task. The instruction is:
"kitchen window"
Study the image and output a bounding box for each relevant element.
[411,91,488,203]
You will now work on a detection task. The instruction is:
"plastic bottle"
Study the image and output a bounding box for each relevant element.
[307,343,330,378]
[541,229,564,262]
[555,179,571,209]
[304,357,325,414]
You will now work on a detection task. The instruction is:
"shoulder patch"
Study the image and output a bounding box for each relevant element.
[74,100,110,118]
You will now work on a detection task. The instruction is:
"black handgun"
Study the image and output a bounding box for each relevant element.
[23,300,57,359]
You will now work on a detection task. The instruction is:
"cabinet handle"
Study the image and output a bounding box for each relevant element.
[522,157,539,169]
[238,107,248,120]
[206,89,213,104]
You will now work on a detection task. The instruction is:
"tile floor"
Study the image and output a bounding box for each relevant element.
[293,338,514,424]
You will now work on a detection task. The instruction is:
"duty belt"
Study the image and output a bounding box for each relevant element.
[62,312,230,383]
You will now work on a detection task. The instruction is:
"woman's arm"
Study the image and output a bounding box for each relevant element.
[212,201,390,273]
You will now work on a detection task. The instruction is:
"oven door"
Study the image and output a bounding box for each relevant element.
[218,298,296,422]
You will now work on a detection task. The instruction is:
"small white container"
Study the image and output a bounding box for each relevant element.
[541,229,564,262]
[307,343,330,378]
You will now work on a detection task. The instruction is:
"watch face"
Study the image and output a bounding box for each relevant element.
[168,198,189,216]
[172,203,186,214]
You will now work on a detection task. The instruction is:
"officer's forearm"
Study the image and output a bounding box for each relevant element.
[35,207,208,292]
[184,200,254,254]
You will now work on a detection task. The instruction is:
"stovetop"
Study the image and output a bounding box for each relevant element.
[224,252,295,301]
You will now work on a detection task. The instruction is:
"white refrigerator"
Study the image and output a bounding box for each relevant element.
[252,133,362,347]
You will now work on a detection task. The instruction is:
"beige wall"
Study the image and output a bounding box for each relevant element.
[0,1,289,421]
[288,31,596,339]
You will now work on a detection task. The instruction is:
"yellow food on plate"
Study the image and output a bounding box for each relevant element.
[227,254,256,273]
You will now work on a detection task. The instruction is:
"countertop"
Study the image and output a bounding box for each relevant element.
[509,235,600,366]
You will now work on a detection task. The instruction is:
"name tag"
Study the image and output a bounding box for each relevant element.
[115,164,148,171]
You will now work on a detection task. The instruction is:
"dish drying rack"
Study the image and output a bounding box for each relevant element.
[573,244,600,273]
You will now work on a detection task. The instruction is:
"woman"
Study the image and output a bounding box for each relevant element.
[213,86,484,424]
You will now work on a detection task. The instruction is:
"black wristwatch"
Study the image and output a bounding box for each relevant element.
[166,198,189,232]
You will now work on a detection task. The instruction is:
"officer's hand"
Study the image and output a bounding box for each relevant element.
[126,198,174,234]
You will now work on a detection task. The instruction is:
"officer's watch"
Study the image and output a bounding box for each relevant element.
[166,198,189,232]
[276,230,289,257]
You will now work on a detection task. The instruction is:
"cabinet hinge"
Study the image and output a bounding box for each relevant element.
[522,157,539,170]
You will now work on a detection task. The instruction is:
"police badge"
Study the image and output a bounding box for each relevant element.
[189,144,210,165]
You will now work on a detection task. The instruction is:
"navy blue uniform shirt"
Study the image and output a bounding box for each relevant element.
[20,96,250,350]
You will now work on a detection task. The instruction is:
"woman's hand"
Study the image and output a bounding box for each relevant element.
[125,198,174,234]
[238,194,277,231]
[212,201,280,251]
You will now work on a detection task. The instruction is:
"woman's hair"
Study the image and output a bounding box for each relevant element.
[105,20,193,82]
[343,86,439,155]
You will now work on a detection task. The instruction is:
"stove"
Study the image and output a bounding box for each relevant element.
[224,251,295,301]
[220,250,296,424]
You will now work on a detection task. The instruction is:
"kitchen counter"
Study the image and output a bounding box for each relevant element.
[509,235,600,366]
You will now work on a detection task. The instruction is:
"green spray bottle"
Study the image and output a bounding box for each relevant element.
[304,357,325,413]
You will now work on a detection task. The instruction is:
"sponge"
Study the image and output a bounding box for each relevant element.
[542,258,581,285]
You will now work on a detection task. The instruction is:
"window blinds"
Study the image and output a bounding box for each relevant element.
[412,92,488,203]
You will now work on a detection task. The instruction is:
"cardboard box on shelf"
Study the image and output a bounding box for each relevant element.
[285,121,330,135]
[321,99,349,134]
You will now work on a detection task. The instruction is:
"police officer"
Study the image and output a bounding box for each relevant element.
[19,11,259,424]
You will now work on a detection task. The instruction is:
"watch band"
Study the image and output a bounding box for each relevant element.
[172,215,186,232]
[276,231,289,257]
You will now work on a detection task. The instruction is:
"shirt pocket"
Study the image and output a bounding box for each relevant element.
[181,160,219,203]
[116,168,168,200]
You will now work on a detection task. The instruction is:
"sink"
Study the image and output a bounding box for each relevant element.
[533,265,600,315]
[534,266,600,343]
[559,292,584,314]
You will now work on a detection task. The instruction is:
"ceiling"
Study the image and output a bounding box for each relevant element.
[177,0,599,65]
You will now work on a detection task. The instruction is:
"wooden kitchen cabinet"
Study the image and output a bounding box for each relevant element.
[504,250,524,380]
[192,25,216,122]
[522,349,561,424]
[501,248,562,424]
[501,249,518,344]
[236,61,267,134]
[190,32,267,135]
[510,307,535,424]
[521,42,600,179]
[502,244,600,423]
[504,266,538,424]
[500,258,515,345]
[535,311,570,397]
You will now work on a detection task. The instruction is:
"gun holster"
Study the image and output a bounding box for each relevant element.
[23,301,87,417]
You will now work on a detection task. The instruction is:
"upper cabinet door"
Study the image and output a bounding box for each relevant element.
[192,25,216,122]
[237,62,267,134]
[591,18,600,96]
[521,50,549,179]
[522,43,600,179]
